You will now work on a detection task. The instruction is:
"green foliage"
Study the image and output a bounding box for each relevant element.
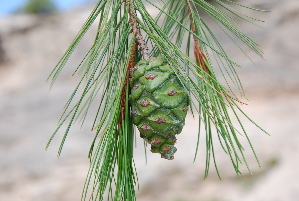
[21,0,56,14]
[47,0,269,200]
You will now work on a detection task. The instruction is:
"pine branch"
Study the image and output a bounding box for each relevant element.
[126,0,150,60]
[46,0,270,200]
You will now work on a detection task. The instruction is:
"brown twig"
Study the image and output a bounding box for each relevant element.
[119,0,150,125]
[185,0,210,74]
[186,1,248,106]
[125,0,150,61]
[119,42,138,126]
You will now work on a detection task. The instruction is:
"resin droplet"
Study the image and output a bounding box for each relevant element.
[155,117,166,124]
[145,74,158,80]
[151,138,162,145]
[141,124,152,131]
[167,89,177,96]
[133,85,139,90]
[140,99,150,107]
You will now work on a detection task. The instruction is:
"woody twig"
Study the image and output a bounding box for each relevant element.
[119,42,137,126]
[186,0,210,74]
[125,0,150,61]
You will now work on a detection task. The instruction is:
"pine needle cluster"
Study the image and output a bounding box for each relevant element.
[46,0,269,200]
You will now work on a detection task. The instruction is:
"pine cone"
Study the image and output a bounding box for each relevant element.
[130,56,189,160]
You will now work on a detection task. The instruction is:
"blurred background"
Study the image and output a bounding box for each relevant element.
[0,0,298,200]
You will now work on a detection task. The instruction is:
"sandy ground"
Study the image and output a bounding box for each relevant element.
[0,1,298,201]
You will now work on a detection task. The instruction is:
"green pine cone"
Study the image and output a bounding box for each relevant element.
[130,56,189,160]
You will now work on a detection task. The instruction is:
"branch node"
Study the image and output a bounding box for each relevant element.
[126,0,150,61]
[186,0,210,74]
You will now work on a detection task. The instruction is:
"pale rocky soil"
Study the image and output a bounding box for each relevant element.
[0,1,298,201]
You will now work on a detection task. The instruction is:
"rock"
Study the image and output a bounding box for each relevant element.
[0,15,40,35]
